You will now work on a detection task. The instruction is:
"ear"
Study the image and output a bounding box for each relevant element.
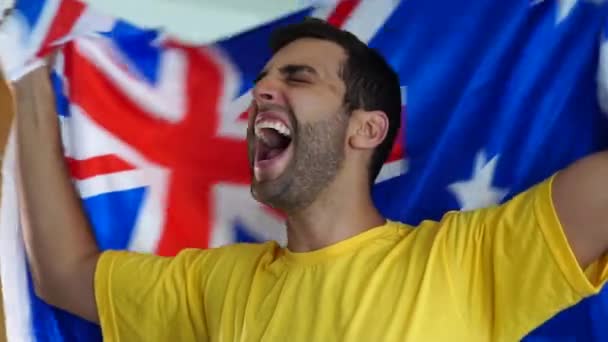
[347,109,389,150]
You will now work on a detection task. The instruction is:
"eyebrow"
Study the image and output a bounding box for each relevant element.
[254,64,319,84]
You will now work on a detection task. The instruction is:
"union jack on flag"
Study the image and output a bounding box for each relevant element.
[1,0,608,341]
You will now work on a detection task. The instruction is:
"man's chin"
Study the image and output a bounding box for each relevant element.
[251,181,277,204]
[250,178,291,209]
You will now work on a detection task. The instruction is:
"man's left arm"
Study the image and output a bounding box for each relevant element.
[553,151,608,269]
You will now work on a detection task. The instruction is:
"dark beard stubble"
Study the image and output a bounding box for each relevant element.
[251,112,348,213]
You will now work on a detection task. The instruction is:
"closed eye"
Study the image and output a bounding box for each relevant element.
[282,64,317,85]
[287,77,310,84]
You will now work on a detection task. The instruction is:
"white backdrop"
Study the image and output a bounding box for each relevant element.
[83,0,316,43]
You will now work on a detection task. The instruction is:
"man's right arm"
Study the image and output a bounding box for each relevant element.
[14,65,100,323]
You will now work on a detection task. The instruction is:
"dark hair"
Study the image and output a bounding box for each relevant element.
[270,18,402,184]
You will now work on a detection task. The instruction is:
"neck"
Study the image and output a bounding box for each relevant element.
[285,176,385,252]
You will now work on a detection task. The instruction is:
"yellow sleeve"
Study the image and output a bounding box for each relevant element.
[438,175,608,341]
[94,249,211,342]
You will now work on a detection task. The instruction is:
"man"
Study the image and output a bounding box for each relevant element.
[14,18,608,341]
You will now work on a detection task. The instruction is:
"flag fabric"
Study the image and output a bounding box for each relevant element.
[0,0,607,341]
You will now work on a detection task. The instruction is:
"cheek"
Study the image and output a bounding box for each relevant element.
[246,103,257,145]
[246,103,256,126]
[287,91,344,124]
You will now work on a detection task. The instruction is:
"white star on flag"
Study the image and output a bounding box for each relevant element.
[531,0,606,24]
[448,150,509,210]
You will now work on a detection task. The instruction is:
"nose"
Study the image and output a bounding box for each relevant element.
[253,76,282,104]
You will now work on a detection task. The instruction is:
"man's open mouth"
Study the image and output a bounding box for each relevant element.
[255,120,292,161]
[253,115,294,181]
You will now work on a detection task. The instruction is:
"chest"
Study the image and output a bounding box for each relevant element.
[203,256,469,341]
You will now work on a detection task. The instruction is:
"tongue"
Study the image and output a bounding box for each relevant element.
[261,128,290,149]
[266,148,283,159]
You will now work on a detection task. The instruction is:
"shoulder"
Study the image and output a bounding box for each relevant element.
[97,241,280,277]
[397,176,557,255]
[435,175,555,229]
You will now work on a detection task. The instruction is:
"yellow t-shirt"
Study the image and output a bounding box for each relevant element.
[95,177,608,341]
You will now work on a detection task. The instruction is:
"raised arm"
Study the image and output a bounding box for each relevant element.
[14,65,100,323]
[553,152,608,269]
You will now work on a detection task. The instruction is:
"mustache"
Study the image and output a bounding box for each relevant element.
[252,102,297,128]
[255,102,290,115]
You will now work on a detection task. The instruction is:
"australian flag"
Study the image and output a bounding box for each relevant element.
[0,0,606,341]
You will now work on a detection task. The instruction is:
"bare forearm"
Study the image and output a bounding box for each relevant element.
[553,150,608,269]
[15,67,99,322]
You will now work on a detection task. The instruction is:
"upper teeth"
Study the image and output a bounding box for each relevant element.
[255,120,291,138]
